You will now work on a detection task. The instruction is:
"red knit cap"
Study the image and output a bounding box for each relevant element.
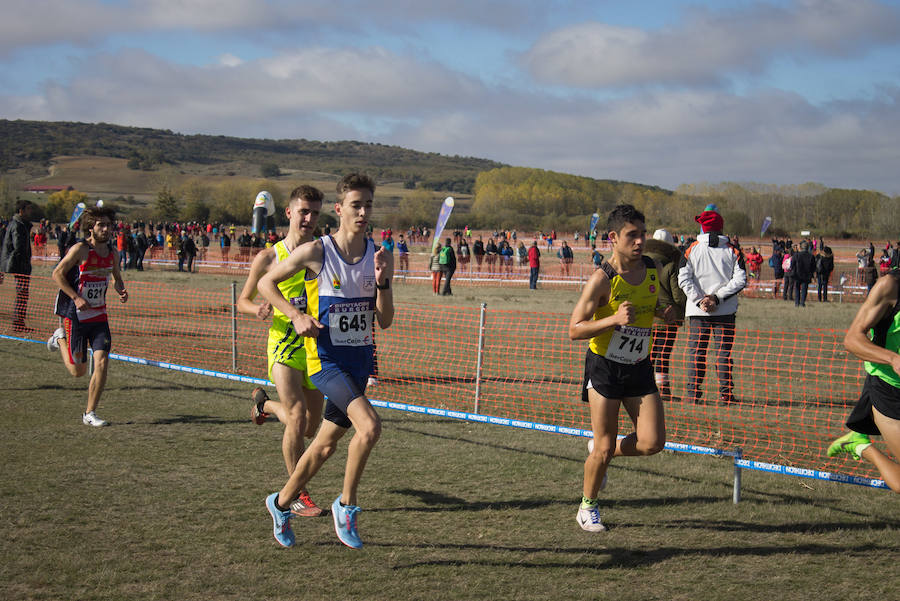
[695,210,724,233]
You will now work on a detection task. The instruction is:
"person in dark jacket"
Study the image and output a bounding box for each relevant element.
[135,229,148,271]
[816,244,835,302]
[439,237,457,295]
[771,247,784,298]
[56,225,72,259]
[792,240,816,307]
[0,200,36,331]
[472,236,485,271]
[645,230,687,398]
[179,233,198,273]
[864,257,879,294]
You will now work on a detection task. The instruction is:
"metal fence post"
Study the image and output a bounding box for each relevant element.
[733,447,743,504]
[474,302,487,414]
[230,282,238,372]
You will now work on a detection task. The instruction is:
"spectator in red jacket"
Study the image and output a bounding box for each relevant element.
[527,240,541,289]
[745,247,763,279]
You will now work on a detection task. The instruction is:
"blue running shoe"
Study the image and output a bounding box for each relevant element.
[266,492,295,548]
[332,496,363,549]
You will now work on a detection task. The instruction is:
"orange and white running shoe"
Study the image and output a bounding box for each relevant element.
[291,490,324,517]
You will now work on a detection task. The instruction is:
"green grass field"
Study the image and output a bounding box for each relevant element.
[1,340,898,601]
[3,266,899,600]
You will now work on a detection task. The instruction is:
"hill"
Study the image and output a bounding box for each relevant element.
[5,119,896,237]
[0,119,670,230]
[0,119,505,194]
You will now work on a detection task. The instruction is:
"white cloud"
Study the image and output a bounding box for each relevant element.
[523,0,900,88]
[218,53,244,67]
[2,2,899,194]
[0,0,552,56]
[390,86,900,193]
[4,42,899,192]
[0,45,486,133]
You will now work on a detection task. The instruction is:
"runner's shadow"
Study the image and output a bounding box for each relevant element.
[372,491,720,513]
[390,488,468,506]
[636,517,900,533]
[150,414,246,425]
[371,541,897,570]
[388,423,586,464]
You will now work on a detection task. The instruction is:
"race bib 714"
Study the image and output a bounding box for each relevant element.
[605,325,651,364]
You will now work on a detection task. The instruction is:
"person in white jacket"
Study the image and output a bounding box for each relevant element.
[677,206,747,404]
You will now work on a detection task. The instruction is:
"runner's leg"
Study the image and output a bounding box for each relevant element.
[59,318,87,378]
[268,363,310,473]
[618,392,666,457]
[584,389,620,499]
[868,408,900,492]
[86,350,109,414]
[277,420,348,507]
[340,396,382,506]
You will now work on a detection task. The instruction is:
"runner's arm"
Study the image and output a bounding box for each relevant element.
[237,248,275,320]
[52,243,89,310]
[844,275,900,374]
[258,240,323,336]
[568,268,631,340]
[374,245,394,329]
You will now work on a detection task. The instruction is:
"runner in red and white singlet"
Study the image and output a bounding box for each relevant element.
[50,206,128,427]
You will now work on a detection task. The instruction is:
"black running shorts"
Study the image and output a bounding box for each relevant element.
[581,350,658,402]
[846,373,900,435]
[63,318,112,365]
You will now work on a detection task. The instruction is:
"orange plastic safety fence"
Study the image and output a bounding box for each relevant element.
[31,241,873,299]
[1,273,888,484]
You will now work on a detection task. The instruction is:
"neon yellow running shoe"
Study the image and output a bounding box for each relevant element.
[827,431,872,461]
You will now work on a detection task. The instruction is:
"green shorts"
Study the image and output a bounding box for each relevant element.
[267,326,316,389]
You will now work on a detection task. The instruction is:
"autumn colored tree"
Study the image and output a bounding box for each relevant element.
[45,188,89,223]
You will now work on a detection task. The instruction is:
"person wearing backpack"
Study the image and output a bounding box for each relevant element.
[782,247,795,301]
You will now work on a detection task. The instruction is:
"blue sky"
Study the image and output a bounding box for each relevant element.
[2,0,900,194]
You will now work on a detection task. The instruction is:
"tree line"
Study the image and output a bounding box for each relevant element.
[22,169,898,240]
[467,168,899,238]
[4,120,896,237]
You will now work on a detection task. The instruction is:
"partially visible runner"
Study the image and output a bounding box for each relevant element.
[827,269,900,492]
[568,205,670,531]
[48,206,128,427]
[236,185,326,517]
[258,173,394,549]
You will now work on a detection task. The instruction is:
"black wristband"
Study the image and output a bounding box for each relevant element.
[376,280,391,290]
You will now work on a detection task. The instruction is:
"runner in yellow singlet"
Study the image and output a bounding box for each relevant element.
[568,204,675,532]
[236,185,325,517]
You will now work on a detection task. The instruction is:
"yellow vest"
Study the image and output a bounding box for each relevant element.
[271,240,307,333]
[589,256,658,364]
